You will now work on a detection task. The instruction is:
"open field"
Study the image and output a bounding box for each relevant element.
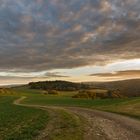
[0,96,48,140]
[0,90,84,140]
[0,87,140,139]
[13,87,140,120]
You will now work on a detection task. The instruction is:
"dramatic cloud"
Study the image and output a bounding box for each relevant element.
[0,0,140,84]
[90,70,140,77]
[0,0,140,73]
[89,70,140,81]
[0,71,69,79]
[0,71,69,85]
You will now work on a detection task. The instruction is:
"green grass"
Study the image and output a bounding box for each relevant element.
[14,87,126,106]
[0,96,48,140]
[13,87,140,120]
[0,88,84,140]
[23,94,128,107]
[0,87,139,139]
[95,98,140,119]
[24,95,140,119]
[47,110,84,140]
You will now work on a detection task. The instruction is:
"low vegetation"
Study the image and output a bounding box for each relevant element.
[96,98,140,119]
[72,89,124,99]
[46,110,84,140]
[13,87,140,120]
[0,95,49,140]
[0,88,15,95]
[44,90,59,95]
[0,89,84,140]
[0,79,140,140]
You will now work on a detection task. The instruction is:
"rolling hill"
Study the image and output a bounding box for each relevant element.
[28,80,91,91]
[88,79,140,97]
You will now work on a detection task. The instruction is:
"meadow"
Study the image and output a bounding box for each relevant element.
[0,87,140,139]
[0,95,48,140]
[0,89,84,140]
[14,87,140,120]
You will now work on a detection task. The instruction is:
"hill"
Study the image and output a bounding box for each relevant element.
[88,79,140,97]
[28,80,91,91]
[27,79,140,98]
[28,80,125,99]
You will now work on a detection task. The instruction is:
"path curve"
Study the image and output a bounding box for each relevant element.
[14,96,140,140]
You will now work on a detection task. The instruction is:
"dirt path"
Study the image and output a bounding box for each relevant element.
[14,96,84,140]
[14,97,140,140]
[65,107,140,140]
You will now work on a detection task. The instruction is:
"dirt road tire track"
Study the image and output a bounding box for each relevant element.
[65,107,140,140]
[14,96,140,140]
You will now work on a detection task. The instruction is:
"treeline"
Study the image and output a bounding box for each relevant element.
[28,80,92,91]
[72,89,124,99]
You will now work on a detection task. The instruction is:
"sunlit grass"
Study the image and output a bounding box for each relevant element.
[14,87,140,119]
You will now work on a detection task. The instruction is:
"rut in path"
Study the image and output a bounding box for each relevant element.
[14,96,140,140]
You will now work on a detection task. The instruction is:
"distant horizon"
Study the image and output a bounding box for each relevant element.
[1,78,140,87]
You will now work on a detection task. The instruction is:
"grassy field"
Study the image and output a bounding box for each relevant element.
[44,109,84,140]
[0,89,84,140]
[0,95,49,140]
[14,87,140,120]
[0,87,139,139]
[96,97,140,119]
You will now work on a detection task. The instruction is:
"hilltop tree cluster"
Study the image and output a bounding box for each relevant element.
[28,80,91,91]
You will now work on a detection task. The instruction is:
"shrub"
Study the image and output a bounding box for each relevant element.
[72,89,124,99]
[42,90,49,95]
[72,92,89,98]
[48,90,59,95]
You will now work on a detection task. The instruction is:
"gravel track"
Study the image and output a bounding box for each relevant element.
[14,96,140,140]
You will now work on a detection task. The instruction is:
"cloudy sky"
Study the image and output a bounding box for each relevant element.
[0,0,140,85]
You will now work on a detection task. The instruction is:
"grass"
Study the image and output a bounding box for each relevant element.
[0,95,49,140]
[96,98,140,119]
[0,89,84,140]
[14,87,140,120]
[47,110,84,140]
[0,87,139,140]
[24,96,140,119]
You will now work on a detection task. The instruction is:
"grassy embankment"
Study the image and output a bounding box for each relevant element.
[14,87,140,120]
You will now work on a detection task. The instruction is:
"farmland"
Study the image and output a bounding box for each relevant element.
[0,96,49,140]
[0,89,84,140]
[14,86,140,120]
[0,86,140,140]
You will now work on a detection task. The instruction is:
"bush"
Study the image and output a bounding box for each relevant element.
[0,88,14,95]
[72,92,89,98]
[72,89,124,99]
[42,90,48,95]
[48,90,59,95]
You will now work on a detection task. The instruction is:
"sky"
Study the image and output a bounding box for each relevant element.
[0,0,140,85]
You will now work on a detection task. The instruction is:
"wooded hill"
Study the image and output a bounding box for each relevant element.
[29,80,91,91]
[28,79,140,98]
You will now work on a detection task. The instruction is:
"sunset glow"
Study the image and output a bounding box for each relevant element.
[0,0,140,85]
